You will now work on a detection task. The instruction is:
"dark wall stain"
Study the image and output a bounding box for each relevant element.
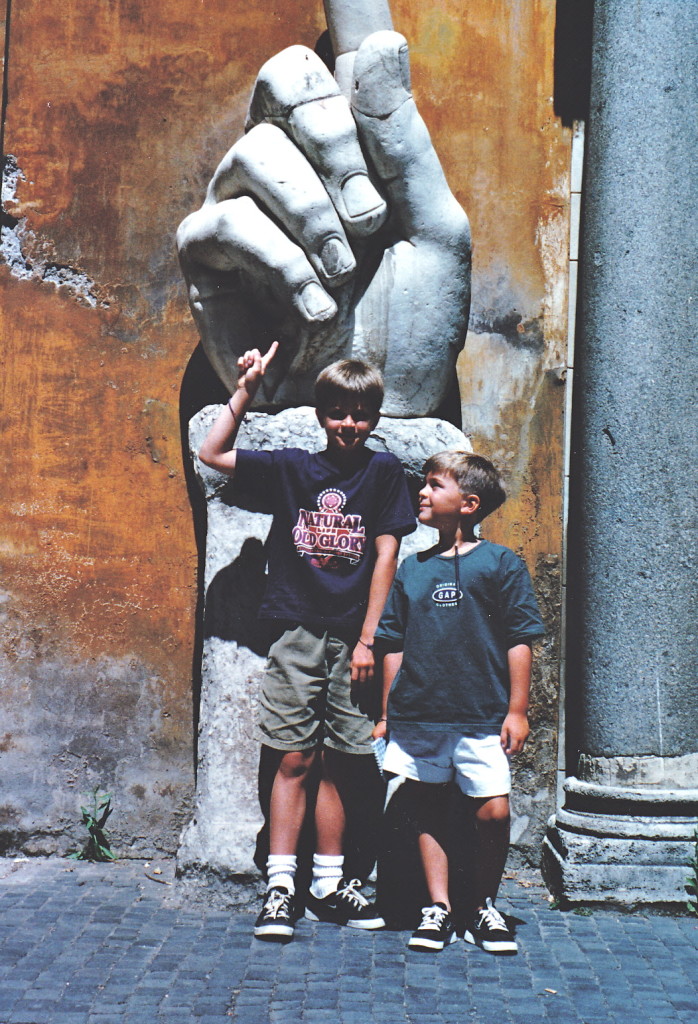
[470,309,545,352]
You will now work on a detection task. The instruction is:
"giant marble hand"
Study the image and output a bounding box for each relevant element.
[177,0,471,417]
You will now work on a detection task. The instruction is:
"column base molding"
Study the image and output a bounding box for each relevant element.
[542,777,698,905]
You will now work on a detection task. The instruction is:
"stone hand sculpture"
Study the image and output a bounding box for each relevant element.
[177,0,471,417]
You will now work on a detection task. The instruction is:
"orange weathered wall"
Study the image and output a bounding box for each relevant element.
[0,0,569,861]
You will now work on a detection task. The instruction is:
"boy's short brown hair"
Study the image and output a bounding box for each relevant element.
[423,451,506,523]
[314,359,384,418]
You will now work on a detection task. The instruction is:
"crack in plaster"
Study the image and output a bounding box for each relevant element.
[1,155,106,308]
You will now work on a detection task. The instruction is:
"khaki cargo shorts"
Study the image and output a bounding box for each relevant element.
[258,624,374,755]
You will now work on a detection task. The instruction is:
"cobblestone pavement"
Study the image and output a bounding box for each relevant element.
[0,857,696,1024]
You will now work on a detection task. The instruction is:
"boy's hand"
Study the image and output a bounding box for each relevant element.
[371,719,387,740]
[500,712,529,756]
[236,341,279,399]
[350,640,375,684]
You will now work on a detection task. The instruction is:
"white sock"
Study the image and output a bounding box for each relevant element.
[266,854,297,895]
[309,854,344,899]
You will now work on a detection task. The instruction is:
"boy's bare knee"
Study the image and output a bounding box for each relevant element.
[277,749,316,780]
[473,794,510,824]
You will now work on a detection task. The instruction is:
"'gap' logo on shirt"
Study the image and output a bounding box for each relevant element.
[432,583,462,607]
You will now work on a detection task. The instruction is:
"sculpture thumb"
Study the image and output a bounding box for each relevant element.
[324,0,393,97]
[351,31,462,239]
[351,30,412,119]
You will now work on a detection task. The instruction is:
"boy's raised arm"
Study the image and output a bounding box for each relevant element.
[500,642,532,755]
[350,533,400,685]
[198,341,278,476]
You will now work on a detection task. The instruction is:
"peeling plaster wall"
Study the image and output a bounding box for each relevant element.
[0,0,569,866]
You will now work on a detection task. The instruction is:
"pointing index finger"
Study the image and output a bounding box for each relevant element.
[323,0,393,56]
[261,340,279,370]
[323,0,393,97]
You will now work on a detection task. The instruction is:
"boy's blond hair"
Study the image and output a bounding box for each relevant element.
[423,451,506,523]
[314,360,384,417]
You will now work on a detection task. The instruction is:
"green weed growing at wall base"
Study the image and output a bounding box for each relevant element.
[69,788,117,862]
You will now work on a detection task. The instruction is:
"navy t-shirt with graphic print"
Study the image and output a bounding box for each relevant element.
[375,541,545,733]
[234,447,416,633]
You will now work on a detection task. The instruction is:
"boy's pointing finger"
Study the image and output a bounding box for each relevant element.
[261,341,279,370]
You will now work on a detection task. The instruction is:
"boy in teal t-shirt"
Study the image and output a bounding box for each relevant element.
[374,451,544,954]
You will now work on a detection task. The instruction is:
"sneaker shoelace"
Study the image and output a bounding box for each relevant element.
[335,879,369,908]
[264,889,292,918]
[419,905,449,931]
[477,898,507,931]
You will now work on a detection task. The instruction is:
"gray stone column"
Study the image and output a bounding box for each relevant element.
[543,0,698,903]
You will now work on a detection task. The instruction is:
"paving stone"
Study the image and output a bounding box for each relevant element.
[2,863,697,1024]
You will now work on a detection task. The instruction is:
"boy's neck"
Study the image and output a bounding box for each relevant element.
[322,443,368,467]
[437,520,479,554]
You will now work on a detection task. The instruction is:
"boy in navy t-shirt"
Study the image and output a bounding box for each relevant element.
[199,343,415,942]
[373,451,544,955]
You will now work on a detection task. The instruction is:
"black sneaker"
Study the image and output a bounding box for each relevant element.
[305,878,385,929]
[408,902,458,951]
[254,886,295,942]
[464,898,517,954]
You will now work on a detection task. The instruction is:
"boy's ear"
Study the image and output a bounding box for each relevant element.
[316,408,327,428]
[461,493,481,516]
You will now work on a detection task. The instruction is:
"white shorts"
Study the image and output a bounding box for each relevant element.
[382,726,511,798]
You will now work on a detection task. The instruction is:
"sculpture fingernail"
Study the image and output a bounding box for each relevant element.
[298,282,337,321]
[340,173,387,230]
[320,237,355,279]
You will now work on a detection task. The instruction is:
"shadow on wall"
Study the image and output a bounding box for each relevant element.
[554,0,593,126]
[203,537,270,656]
[554,0,592,775]
[179,344,228,764]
